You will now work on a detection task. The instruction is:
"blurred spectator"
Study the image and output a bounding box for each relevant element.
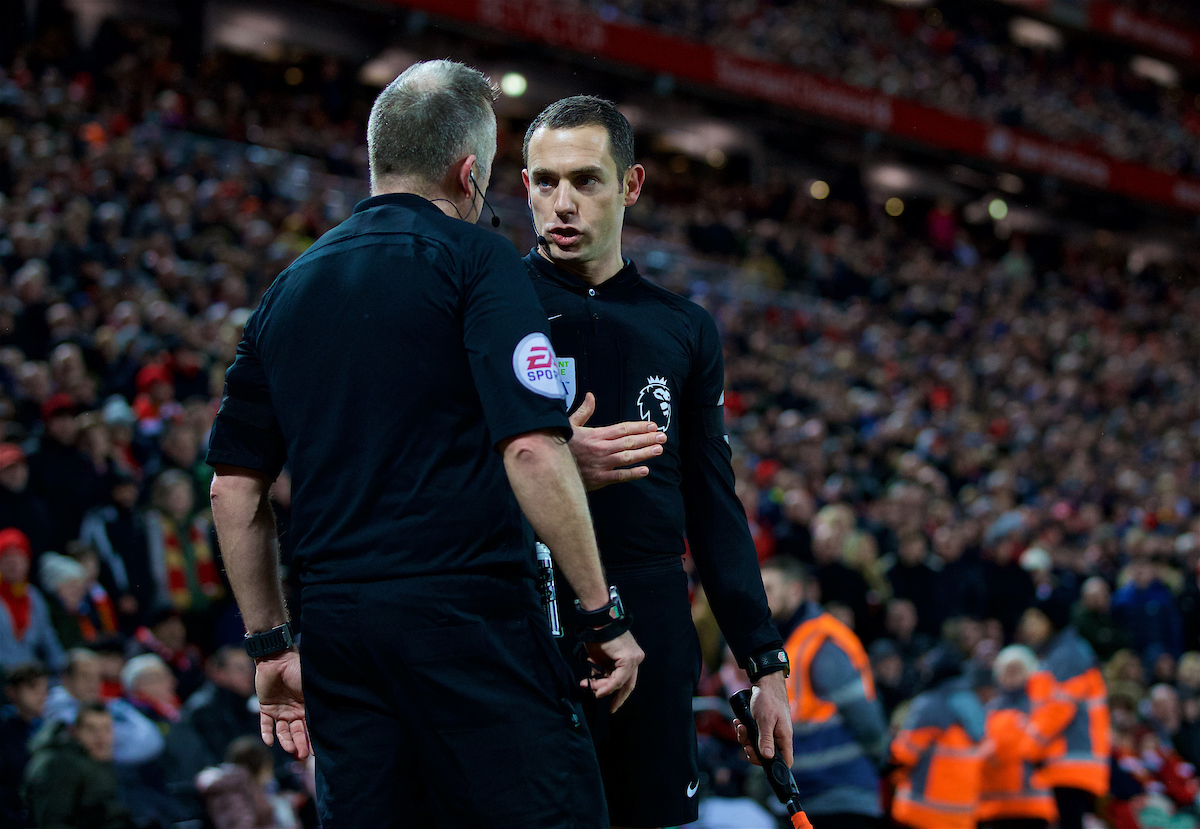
[28,394,104,550]
[146,469,223,621]
[197,736,299,829]
[0,661,48,827]
[932,526,987,623]
[43,648,164,766]
[132,363,179,436]
[760,556,808,640]
[23,702,136,829]
[884,598,934,671]
[885,531,941,637]
[869,639,917,720]
[128,604,205,700]
[1113,557,1184,662]
[80,471,156,626]
[41,550,117,649]
[122,653,180,726]
[811,505,871,634]
[1073,576,1131,662]
[0,527,64,671]
[167,645,258,784]
[979,645,1057,829]
[0,443,52,555]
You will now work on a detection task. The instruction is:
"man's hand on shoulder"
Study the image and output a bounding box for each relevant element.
[735,672,794,767]
[568,392,666,491]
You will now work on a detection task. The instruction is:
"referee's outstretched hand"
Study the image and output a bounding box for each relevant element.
[582,631,645,712]
[255,648,311,760]
[568,393,667,490]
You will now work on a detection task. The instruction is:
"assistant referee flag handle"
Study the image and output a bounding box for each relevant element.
[730,690,814,829]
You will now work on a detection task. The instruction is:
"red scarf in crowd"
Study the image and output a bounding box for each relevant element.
[73,584,119,642]
[0,580,32,641]
[131,692,182,724]
[158,515,223,610]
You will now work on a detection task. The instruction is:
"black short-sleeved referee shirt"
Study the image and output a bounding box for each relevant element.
[205,193,571,586]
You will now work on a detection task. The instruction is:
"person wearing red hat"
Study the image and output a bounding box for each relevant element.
[0,527,65,672]
[132,364,180,434]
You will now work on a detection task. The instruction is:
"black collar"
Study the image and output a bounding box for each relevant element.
[352,192,444,215]
[524,249,641,294]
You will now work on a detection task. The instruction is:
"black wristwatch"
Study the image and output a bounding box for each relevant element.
[745,646,790,683]
[244,621,297,660]
[574,585,633,643]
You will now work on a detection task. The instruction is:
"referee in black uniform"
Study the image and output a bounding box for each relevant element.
[206,63,642,829]
[521,96,793,829]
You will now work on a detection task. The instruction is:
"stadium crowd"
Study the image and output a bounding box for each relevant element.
[582,0,1200,175]
[3,8,1200,829]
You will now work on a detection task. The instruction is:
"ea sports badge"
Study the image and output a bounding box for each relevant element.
[513,333,566,399]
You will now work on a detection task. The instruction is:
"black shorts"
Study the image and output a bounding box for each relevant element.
[300,572,607,829]
[556,557,702,828]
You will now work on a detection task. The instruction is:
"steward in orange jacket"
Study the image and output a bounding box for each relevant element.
[1017,607,1112,829]
[889,662,992,829]
[783,600,887,823]
[978,645,1057,829]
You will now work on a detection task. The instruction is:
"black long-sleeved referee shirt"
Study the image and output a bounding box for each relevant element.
[524,250,781,665]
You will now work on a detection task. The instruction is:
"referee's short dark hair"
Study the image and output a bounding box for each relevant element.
[367,59,499,192]
[523,96,635,180]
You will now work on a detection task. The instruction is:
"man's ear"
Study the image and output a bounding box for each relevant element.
[448,153,477,199]
[623,164,646,207]
[521,168,531,192]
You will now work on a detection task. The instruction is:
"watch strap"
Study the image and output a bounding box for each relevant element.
[746,646,790,682]
[244,621,296,660]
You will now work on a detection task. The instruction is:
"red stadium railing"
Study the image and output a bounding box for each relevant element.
[381,0,1200,216]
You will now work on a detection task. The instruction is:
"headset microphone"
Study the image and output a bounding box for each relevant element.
[469,172,501,228]
[537,234,549,248]
[482,194,500,228]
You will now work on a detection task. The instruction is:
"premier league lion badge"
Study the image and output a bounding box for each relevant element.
[637,375,672,432]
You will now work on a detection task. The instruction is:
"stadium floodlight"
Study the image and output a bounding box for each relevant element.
[359,48,418,87]
[1009,17,1063,50]
[810,180,830,200]
[1130,56,1180,87]
[885,197,904,217]
[501,72,528,97]
[989,198,1009,221]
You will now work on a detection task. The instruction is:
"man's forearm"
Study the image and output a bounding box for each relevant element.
[502,430,609,610]
[210,470,287,633]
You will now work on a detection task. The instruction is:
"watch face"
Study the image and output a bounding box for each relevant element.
[608,585,625,620]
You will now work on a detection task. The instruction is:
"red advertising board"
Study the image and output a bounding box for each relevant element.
[384,0,1200,214]
[1089,1,1200,61]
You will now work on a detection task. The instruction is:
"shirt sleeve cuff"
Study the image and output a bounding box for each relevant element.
[488,414,573,450]
[205,449,283,480]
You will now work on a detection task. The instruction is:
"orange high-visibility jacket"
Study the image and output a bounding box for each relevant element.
[785,605,884,816]
[978,689,1058,824]
[1022,628,1111,796]
[890,678,988,829]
